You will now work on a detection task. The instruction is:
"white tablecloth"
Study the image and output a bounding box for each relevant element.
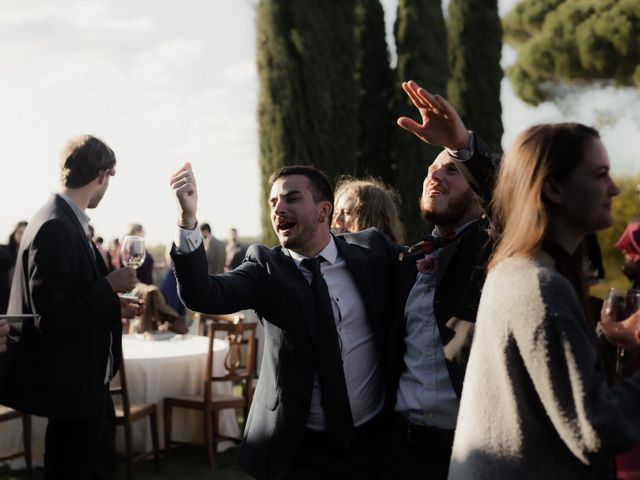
[0,334,241,468]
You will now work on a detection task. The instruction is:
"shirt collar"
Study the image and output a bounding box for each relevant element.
[287,235,338,268]
[57,192,91,237]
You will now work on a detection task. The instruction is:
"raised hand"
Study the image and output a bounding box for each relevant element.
[397,80,470,150]
[170,162,198,229]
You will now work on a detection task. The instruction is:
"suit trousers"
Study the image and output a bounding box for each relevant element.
[44,386,116,480]
[282,415,384,480]
[380,413,454,480]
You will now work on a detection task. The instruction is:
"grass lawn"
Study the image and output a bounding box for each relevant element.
[0,447,252,480]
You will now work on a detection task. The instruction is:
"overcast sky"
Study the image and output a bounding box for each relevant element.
[1,0,638,246]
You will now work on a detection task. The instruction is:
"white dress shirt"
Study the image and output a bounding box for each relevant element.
[175,227,384,429]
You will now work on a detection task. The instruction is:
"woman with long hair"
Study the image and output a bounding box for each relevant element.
[332,178,405,244]
[448,123,640,479]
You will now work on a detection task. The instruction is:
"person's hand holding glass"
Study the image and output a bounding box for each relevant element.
[118,235,146,300]
[601,288,640,374]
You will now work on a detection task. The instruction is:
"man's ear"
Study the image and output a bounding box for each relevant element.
[542,177,563,205]
[318,200,333,223]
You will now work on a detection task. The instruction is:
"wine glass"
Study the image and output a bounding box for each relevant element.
[604,288,640,374]
[120,235,146,298]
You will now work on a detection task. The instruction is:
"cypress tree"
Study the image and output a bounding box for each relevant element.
[256,0,359,245]
[391,0,449,243]
[354,0,393,181]
[447,0,503,149]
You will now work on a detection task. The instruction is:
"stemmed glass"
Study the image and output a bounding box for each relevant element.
[119,235,146,299]
[604,288,640,375]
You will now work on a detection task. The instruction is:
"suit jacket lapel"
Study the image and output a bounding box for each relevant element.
[275,248,321,342]
[333,236,383,340]
[54,195,100,277]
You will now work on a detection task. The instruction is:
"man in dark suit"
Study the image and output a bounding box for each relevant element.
[382,81,499,479]
[170,163,400,479]
[224,227,247,271]
[1,135,138,479]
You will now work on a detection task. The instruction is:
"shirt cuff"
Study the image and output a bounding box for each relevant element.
[446,132,475,161]
[174,222,203,254]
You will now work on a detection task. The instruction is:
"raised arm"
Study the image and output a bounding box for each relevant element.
[397,80,500,215]
[170,162,199,230]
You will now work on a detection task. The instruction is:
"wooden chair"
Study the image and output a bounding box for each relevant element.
[193,311,245,336]
[110,355,160,480]
[0,406,31,474]
[163,320,257,469]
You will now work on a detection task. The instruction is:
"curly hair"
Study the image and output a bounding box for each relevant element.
[333,177,405,244]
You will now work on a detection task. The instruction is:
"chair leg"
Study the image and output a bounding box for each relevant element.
[150,409,160,473]
[204,407,216,470]
[124,421,134,480]
[22,414,32,475]
[163,400,172,456]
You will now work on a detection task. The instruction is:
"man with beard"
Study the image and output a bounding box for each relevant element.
[382,81,499,479]
[1,135,138,479]
[170,163,399,479]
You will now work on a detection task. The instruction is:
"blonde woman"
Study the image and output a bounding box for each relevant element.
[448,123,640,479]
[332,178,405,244]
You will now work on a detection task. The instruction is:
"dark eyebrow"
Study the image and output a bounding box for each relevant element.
[270,189,302,203]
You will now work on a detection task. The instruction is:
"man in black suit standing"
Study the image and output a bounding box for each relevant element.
[382,81,499,479]
[1,135,138,479]
[170,163,400,479]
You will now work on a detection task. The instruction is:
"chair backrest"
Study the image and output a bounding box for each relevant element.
[204,320,257,403]
[193,311,245,336]
[110,353,131,417]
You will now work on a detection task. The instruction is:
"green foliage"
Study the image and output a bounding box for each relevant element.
[595,174,640,297]
[256,0,359,246]
[391,0,449,243]
[503,0,640,105]
[354,0,394,181]
[447,0,504,150]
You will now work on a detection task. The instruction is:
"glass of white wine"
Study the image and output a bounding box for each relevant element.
[119,235,146,300]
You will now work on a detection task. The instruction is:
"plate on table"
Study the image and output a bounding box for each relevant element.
[118,294,141,303]
[133,331,176,342]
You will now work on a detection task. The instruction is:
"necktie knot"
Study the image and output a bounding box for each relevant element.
[301,256,325,276]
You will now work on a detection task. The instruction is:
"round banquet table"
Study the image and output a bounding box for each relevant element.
[114,334,241,454]
[0,334,241,469]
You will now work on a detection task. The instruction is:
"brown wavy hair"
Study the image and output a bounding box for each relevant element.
[333,177,405,244]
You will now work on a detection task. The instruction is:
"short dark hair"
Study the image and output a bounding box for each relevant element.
[60,135,116,188]
[200,223,211,234]
[268,166,334,209]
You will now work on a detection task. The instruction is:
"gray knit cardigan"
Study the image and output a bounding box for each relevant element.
[448,256,640,479]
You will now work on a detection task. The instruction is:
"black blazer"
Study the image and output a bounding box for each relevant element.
[387,136,499,404]
[0,194,121,418]
[172,229,400,480]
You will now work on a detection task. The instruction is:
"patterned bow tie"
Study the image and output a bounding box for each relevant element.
[399,230,457,261]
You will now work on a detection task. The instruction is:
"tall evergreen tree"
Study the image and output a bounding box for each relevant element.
[391,0,449,243]
[354,0,393,181]
[447,0,503,150]
[256,0,358,245]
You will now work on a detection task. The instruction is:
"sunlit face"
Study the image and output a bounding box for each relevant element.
[269,174,331,256]
[332,190,356,234]
[420,151,479,229]
[553,138,619,235]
